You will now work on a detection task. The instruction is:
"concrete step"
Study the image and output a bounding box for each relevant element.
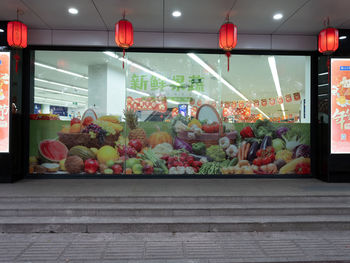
[1,195,350,233]
[1,195,350,203]
[1,215,350,233]
[1,202,350,217]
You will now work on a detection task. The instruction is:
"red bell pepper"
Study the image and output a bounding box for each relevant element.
[295,162,311,174]
[240,126,254,138]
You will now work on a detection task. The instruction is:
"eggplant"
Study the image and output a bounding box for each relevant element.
[247,141,259,162]
[260,136,272,150]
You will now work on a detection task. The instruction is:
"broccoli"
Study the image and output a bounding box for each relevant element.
[206,145,226,162]
[252,119,275,139]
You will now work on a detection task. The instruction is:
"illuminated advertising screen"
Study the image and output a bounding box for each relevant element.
[331,58,350,154]
[0,52,10,153]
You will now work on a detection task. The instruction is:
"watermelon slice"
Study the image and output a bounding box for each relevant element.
[39,140,68,163]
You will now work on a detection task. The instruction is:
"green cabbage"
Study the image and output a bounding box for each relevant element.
[272,138,285,152]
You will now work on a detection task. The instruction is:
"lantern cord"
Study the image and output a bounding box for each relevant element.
[226,51,231,72]
[327,56,330,83]
[324,17,330,28]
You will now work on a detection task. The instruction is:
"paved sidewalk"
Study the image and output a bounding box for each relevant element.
[1,231,350,262]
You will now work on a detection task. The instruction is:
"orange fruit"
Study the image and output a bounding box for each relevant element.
[69,123,81,133]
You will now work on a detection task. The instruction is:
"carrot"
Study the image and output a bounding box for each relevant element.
[239,142,245,160]
[244,143,250,160]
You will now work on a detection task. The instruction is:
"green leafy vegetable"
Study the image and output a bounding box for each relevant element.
[252,119,275,139]
[192,142,206,156]
[206,145,226,162]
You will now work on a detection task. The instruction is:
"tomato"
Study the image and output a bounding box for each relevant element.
[70,118,81,126]
[202,122,220,133]
[256,149,263,157]
[266,146,275,154]
[82,116,93,127]
[262,156,271,165]
[253,158,262,166]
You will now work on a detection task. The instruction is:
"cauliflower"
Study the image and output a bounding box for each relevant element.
[174,121,188,133]
[219,137,230,149]
[207,145,226,162]
[225,145,238,158]
[153,143,173,158]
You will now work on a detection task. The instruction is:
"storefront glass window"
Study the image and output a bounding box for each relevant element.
[29,50,311,176]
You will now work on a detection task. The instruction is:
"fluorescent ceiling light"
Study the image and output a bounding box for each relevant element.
[104,52,180,86]
[35,87,88,99]
[192,90,215,101]
[35,96,86,107]
[318,72,328,76]
[172,10,182,17]
[103,51,118,59]
[127,88,150,97]
[35,78,88,92]
[187,53,270,119]
[273,13,283,20]
[268,56,285,118]
[339,36,347,40]
[318,83,328,87]
[68,7,78,14]
[0,29,4,33]
[35,62,88,79]
[167,99,180,105]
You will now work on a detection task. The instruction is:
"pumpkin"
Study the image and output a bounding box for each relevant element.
[148,128,172,148]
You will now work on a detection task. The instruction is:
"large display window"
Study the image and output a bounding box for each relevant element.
[29,50,311,176]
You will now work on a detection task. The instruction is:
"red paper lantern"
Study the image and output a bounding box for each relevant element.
[7,21,27,48]
[115,19,134,68]
[219,22,237,71]
[318,27,339,54]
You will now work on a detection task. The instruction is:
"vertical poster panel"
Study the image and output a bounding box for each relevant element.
[331,58,350,154]
[0,52,10,153]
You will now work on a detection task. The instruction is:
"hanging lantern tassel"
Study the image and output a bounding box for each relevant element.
[14,53,20,73]
[226,51,231,72]
[123,49,125,69]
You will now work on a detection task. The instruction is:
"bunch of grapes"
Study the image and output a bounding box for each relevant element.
[82,124,106,144]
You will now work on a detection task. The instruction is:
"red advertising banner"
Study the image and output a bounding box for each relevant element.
[126,96,167,112]
[331,58,350,153]
[0,52,10,153]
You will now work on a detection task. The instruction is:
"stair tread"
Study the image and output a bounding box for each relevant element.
[1,215,350,224]
[0,202,350,209]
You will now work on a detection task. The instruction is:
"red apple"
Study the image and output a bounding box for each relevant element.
[111,164,123,174]
[71,118,81,126]
[84,159,99,174]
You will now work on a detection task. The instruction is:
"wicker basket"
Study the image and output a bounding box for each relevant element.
[178,130,238,148]
[58,132,120,149]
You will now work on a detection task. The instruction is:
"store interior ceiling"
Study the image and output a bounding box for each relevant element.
[34,51,306,118]
[1,0,350,35]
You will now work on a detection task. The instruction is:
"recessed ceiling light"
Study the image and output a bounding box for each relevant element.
[339,36,347,40]
[68,7,79,15]
[172,10,181,17]
[273,13,283,20]
[0,29,4,33]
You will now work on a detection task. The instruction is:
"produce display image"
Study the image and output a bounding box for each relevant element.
[29,105,311,176]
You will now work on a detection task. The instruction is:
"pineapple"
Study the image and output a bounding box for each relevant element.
[123,109,148,147]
